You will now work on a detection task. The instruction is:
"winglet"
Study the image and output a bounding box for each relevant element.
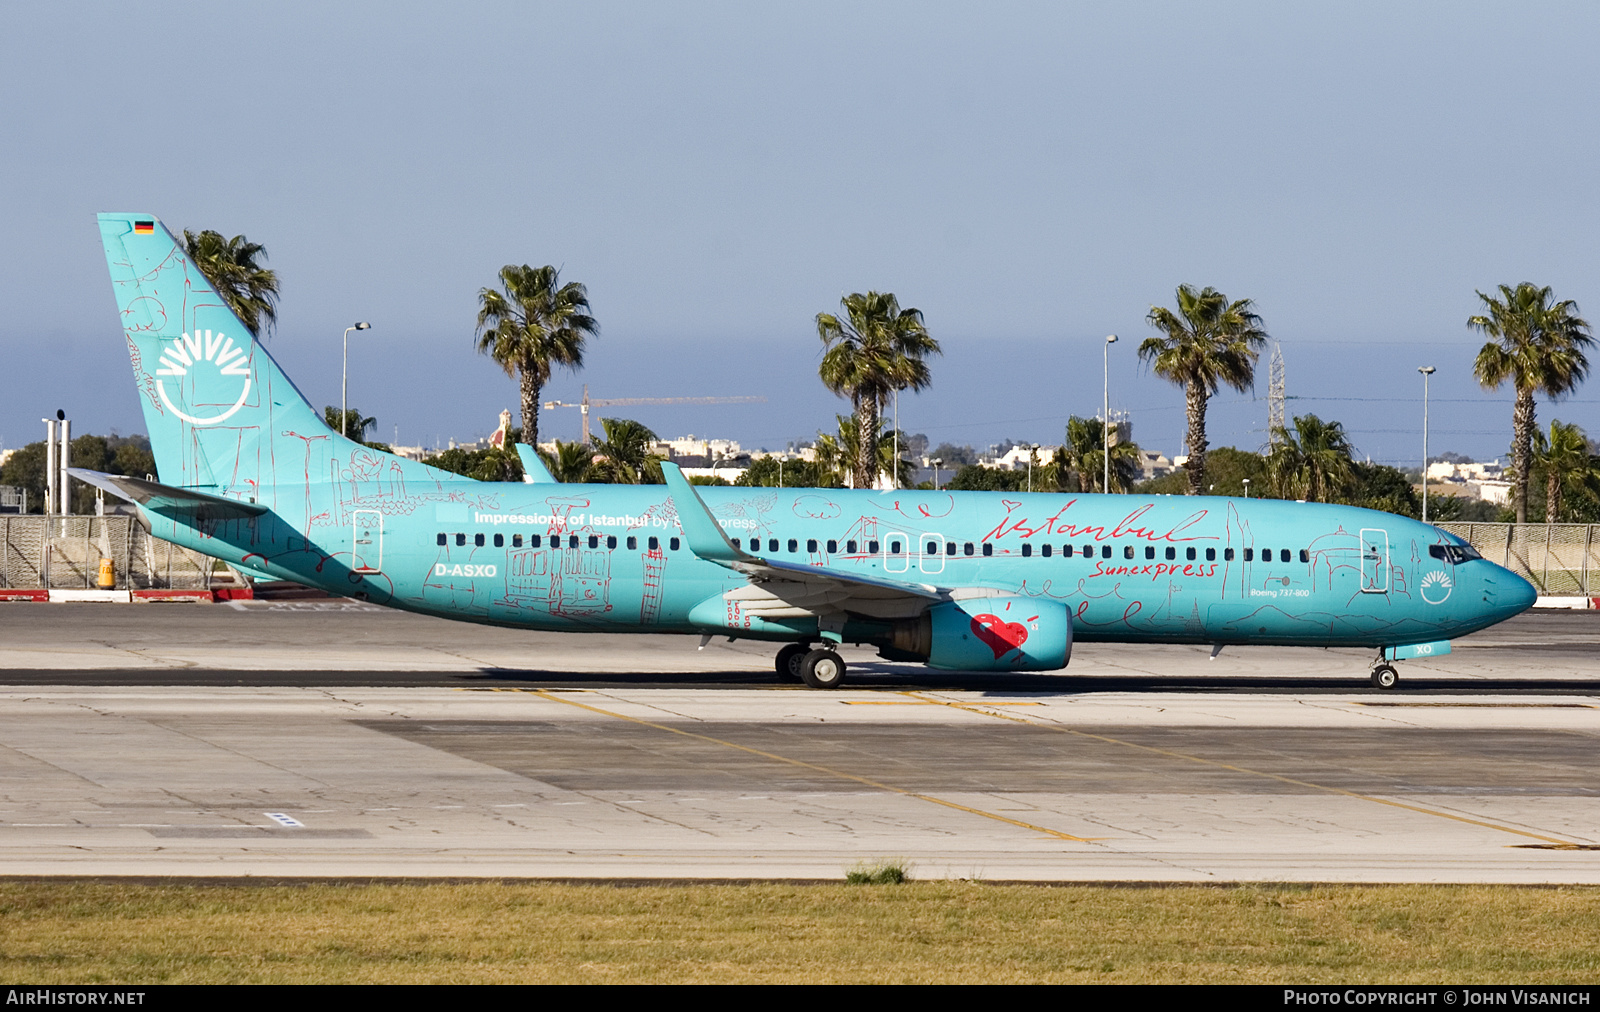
[515,443,557,483]
[660,461,746,565]
[67,468,268,519]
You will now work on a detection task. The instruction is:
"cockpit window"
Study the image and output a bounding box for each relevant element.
[1429,544,1483,564]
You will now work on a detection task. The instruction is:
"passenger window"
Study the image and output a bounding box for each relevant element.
[455,534,466,547]
[964,543,975,556]
[530,535,542,548]
[474,533,485,547]
[982,543,993,557]
[1281,549,1292,563]
[1145,546,1155,560]
[569,535,579,548]
[627,536,637,550]
[827,540,838,553]
[946,542,957,556]
[808,539,818,553]
[1101,545,1112,559]
[1063,544,1074,557]
[1123,545,1134,559]
[648,536,659,551]
[1224,548,1234,561]
[1299,549,1309,563]
[730,538,740,550]
[1244,548,1253,562]
[1165,547,1176,561]
[607,536,617,549]
[890,540,902,554]
[1261,547,1270,561]
[588,536,599,549]
[494,533,504,548]
[1041,544,1052,558]
[788,539,799,553]
[1022,543,1033,558]
[1186,547,1196,561]
[513,534,524,548]
[1206,548,1215,562]
[925,540,938,555]
[670,538,680,551]
[847,540,858,553]
[436,533,446,546]
[769,539,779,553]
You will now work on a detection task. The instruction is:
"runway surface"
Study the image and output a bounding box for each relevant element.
[0,604,1596,880]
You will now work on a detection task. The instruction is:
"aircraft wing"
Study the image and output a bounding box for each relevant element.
[515,443,557,483]
[661,462,943,620]
[67,468,268,520]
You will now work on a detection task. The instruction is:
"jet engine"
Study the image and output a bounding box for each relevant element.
[886,596,1071,671]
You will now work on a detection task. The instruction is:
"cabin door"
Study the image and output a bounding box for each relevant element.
[1359,528,1387,593]
[919,532,946,575]
[352,509,383,574]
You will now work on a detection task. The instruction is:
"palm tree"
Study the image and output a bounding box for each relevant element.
[540,440,596,483]
[1061,415,1142,493]
[1470,283,1593,523]
[476,265,598,448]
[590,418,664,484]
[833,414,913,488]
[323,406,375,440]
[1265,414,1357,503]
[1141,285,1269,495]
[1532,420,1600,523]
[817,292,940,488]
[183,230,279,338]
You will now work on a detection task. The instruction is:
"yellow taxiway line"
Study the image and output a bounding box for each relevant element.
[533,689,1102,844]
[904,691,1584,848]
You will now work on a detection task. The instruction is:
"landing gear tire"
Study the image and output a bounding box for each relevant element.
[799,648,847,690]
[1371,664,1400,690]
[775,643,809,683]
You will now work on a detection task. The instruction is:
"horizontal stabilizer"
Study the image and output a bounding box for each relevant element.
[67,468,268,519]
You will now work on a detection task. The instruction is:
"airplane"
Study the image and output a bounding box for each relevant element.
[75,213,1537,691]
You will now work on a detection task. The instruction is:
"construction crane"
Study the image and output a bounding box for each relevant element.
[543,384,767,444]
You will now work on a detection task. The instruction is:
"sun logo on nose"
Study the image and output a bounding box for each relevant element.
[153,329,253,425]
[1421,570,1453,605]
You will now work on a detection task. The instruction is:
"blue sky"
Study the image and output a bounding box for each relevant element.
[4,2,1599,466]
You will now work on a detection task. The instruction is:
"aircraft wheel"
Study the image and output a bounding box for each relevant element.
[800,648,847,690]
[1371,664,1400,690]
[775,643,808,683]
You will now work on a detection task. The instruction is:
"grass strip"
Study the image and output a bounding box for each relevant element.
[0,881,1598,984]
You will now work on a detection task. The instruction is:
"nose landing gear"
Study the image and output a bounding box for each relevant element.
[1370,662,1400,690]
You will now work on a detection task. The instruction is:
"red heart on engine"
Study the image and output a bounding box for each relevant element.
[971,613,1029,659]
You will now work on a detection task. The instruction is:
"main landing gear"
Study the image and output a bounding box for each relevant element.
[775,642,847,690]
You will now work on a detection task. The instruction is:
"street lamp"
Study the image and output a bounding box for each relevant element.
[1026,444,1040,493]
[1419,366,1436,523]
[1104,335,1118,494]
[342,322,372,438]
[931,457,942,490]
[1242,477,1251,498]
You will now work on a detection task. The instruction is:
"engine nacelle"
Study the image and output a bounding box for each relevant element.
[888,596,1072,672]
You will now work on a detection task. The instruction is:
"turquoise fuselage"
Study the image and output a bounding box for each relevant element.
[145,475,1533,651]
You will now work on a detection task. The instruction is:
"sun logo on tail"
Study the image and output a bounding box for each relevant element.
[153,329,254,425]
[1420,570,1453,605]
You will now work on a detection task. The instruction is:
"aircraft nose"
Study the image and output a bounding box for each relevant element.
[1480,566,1537,620]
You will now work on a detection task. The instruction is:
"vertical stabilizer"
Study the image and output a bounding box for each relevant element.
[98,213,339,497]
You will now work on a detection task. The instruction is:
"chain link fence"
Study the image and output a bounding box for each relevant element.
[1437,522,1600,595]
[0,516,213,590]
